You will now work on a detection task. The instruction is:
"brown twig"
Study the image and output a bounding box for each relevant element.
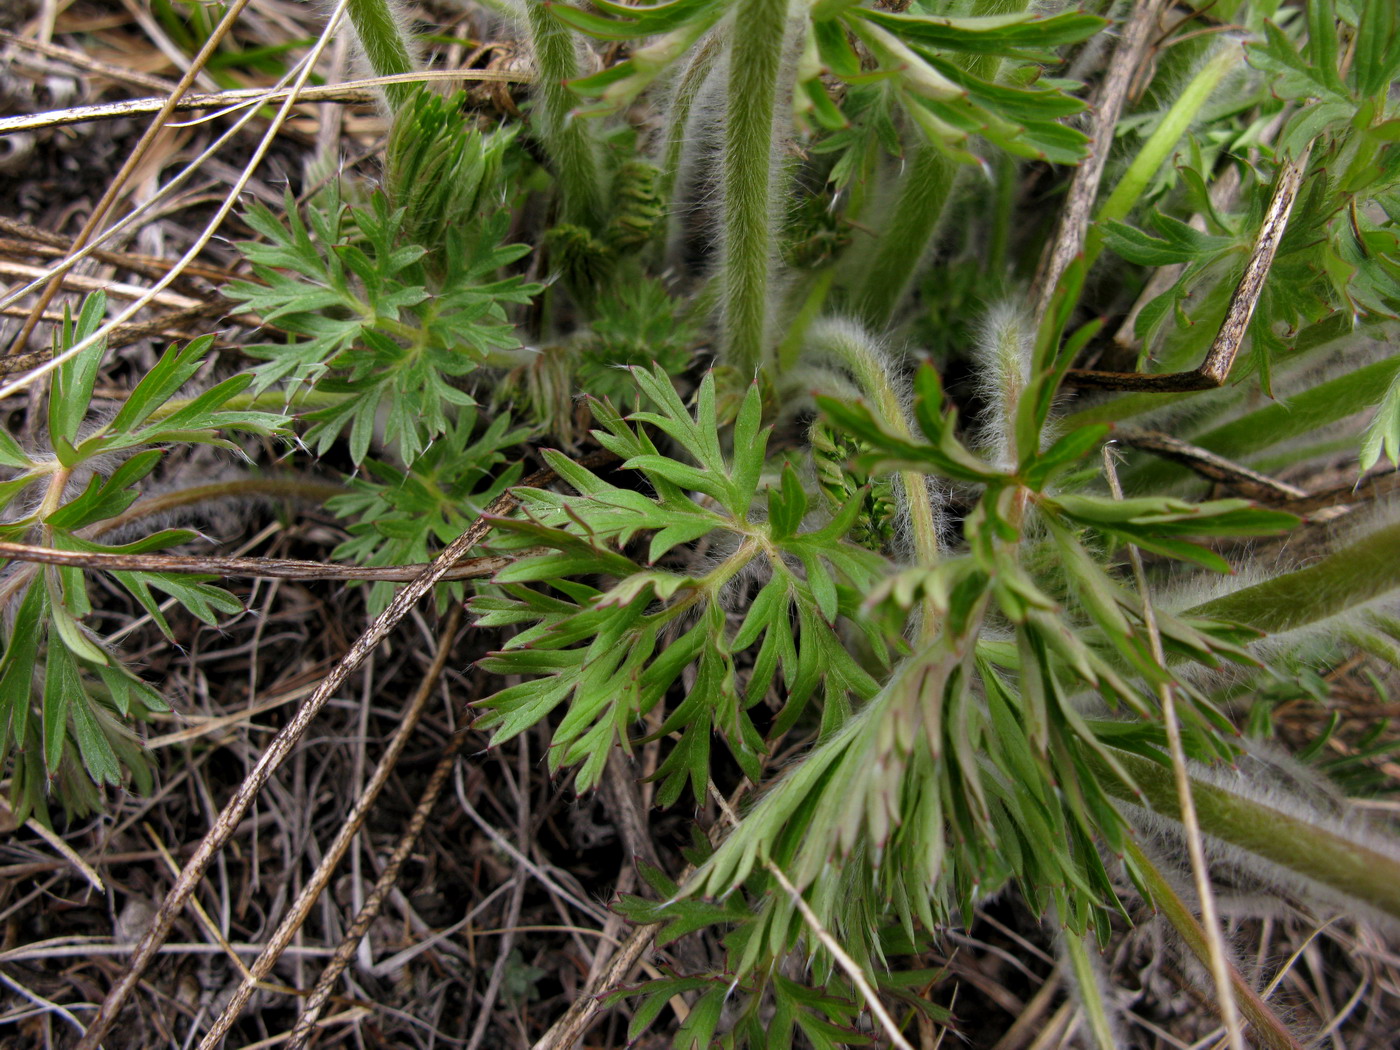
[1117,433,1400,514]
[1066,148,1312,392]
[283,722,472,1049]
[0,27,181,94]
[0,540,528,583]
[6,0,254,355]
[1116,430,1307,502]
[0,215,240,285]
[1278,468,1400,515]
[0,259,204,309]
[195,607,463,1050]
[68,452,614,1050]
[1032,0,1172,323]
[1125,839,1306,1050]
[0,300,249,375]
[529,921,662,1050]
[0,70,531,138]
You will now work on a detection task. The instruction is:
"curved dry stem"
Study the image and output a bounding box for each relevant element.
[196,607,463,1050]
[0,2,346,405]
[1124,839,1306,1050]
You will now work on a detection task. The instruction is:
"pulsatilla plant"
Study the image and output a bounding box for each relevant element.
[5,0,1400,1046]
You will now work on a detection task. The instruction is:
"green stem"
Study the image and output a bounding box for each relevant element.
[1092,746,1400,924]
[987,154,1016,282]
[526,0,604,227]
[720,0,791,377]
[1124,839,1306,1050]
[776,268,835,374]
[853,146,955,329]
[1187,521,1400,635]
[346,0,420,113]
[807,322,942,635]
[659,28,723,205]
[1087,44,1238,267]
[1058,931,1119,1050]
[147,386,347,422]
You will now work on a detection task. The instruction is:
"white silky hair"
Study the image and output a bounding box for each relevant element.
[1123,738,1400,934]
[969,302,1035,471]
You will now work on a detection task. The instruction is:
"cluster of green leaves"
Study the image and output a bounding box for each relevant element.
[224,186,539,467]
[0,293,287,821]
[571,276,699,401]
[223,89,541,469]
[667,364,1292,965]
[219,89,559,621]
[1099,0,1400,461]
[16,0,1400,1042]
[327,408,530,616]
[554,0,1104,166]
[607,859,949,1050]
[471,367,889,800]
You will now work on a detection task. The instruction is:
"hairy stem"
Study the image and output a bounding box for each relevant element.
[1187,521,1400,635]
[659,28,723,205]
[854,146,955,329]
[346,0,419,112]
[1093,746,1400,923]
[1058,930,1120,1050]
[525,0,604,227]
[849,0,1024,327]
[720,0,791,377]
[807,321,942,635]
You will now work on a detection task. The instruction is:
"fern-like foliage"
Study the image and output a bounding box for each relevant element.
[0,294,288,821]
[224,146,541,468]
[327,408,531,616]
[471,367,889,799]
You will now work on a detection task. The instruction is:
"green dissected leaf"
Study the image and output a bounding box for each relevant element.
[330,408,529,616]
[69,683,122,786]
[228,189,540,466]
[0,288,286,814]
[42,450,164,531]
[1247,19,1350,107]
[549,0,732,41]
[1361,369,1400,470]
[43,640,82,774]
[470,367,890,802]
[1045,494,1296,572]
[849,7,1106,62]
[48,293,109,461]
[1102,215,1238,267]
